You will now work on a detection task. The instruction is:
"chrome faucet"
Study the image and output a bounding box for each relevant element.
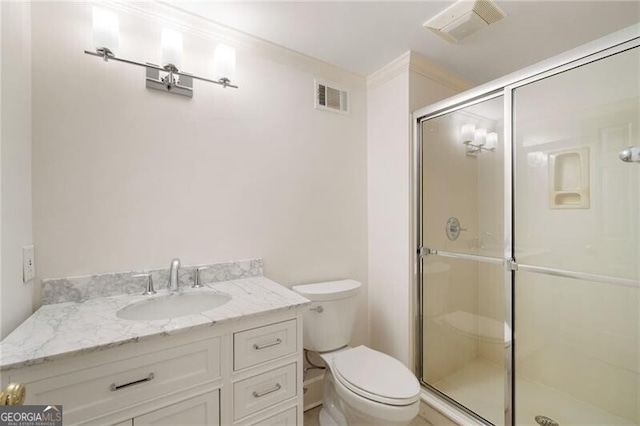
[168,258,181,292]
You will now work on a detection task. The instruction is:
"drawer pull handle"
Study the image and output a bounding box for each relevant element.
[253,338,282,350]
[252,383,281,398]
[110,373,155,392]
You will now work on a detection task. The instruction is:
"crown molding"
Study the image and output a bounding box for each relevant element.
[366,51,412,90]
[102,1,366,90]
[366,50,474,92]
[408,51,475,93]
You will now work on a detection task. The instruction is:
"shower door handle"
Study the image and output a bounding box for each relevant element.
[619,146,640,163]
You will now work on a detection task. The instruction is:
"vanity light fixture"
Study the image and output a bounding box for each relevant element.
[93,7,119,58]
[461,124,476,144]
[212,43,237,88]
[461,124,496,156]
[485,132,498,151]
[84,7,238,99]
[474,128,487,147]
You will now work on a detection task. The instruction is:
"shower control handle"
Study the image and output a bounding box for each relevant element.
[446,217,466,241]
[310,306,324,313]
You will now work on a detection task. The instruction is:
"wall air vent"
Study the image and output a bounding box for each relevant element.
[423,0,506,44]
[315,78,349,115]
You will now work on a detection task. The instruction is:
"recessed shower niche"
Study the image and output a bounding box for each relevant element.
[548,147,590,209]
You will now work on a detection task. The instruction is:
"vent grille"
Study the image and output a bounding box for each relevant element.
[316,79,349,114]
[474,0,504,24]
[423,0,506,44]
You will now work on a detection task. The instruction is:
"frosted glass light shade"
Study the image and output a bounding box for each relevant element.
[461,124,475,143]
[161,28,183,69]
[93,7,119,51]
[474,128,487,146]
[486,132,498,150]
[213,44,236,80]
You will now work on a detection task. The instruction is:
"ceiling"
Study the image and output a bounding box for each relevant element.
[170,1,640,85]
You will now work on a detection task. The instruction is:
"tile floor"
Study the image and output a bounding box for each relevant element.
[303,404,433,425]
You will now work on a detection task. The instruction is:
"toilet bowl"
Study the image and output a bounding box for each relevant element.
[292,280,421,426]
[320,346,420,425]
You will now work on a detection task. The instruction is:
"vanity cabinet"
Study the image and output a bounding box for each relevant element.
[3,310,303,425]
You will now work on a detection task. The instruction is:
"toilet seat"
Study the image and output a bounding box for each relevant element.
[330,346,420,406]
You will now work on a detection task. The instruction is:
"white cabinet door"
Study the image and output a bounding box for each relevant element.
[112,421,133,426]
[134,391,219,426]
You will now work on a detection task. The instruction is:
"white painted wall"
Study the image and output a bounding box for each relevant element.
[367,70,411,366]
[0,2,34,339]
[24,3,369,345]
[366,52,471,367]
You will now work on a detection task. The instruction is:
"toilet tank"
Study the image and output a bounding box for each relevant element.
[292,280,361,352]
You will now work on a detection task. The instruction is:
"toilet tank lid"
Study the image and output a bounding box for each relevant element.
[292,280,361,301]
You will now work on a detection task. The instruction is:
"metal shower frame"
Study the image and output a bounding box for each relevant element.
[412,24,640,426]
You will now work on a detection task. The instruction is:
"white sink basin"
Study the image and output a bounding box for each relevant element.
[116,292,232,321]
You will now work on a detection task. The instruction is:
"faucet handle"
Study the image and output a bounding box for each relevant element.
[193,267,209,288]
[133,273,156,295]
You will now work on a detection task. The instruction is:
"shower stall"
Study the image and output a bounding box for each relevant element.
[414,26,640,426]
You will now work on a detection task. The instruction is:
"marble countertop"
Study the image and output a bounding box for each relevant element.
[0,277,310,371]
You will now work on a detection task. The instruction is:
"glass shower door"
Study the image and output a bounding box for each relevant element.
[513,46,640,425]
[421,95,507,425]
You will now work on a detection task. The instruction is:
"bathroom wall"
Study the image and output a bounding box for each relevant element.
[367,69,411,366]
[0,2,34,339]
[367,52,471,367]
[27,3,369,344]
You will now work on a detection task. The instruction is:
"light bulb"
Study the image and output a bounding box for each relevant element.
[461,124,475,144]
[213,44,236,80]
[474,128,487,146]
[161,28,183,69]
[486,132,498,150]
[93,7,119,52]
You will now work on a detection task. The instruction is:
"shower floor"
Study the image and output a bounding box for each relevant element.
[433,359,635,426]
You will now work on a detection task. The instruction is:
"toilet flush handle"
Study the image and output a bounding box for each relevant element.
[310,306,324,313]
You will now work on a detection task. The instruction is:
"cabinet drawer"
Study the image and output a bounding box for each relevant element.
[135,390,220,426]
[234,320,297,370]
[19,337,221,424]
[233,363,297,420]
[249,406,297,426]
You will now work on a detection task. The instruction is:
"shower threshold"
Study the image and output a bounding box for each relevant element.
[432,359,634,426]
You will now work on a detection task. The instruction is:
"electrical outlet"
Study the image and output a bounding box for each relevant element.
[22,245,35,282]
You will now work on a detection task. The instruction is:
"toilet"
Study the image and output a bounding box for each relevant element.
[292,280,421,426]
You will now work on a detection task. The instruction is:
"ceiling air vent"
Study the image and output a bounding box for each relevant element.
[315,78,349,115]
[423,0,506,44]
